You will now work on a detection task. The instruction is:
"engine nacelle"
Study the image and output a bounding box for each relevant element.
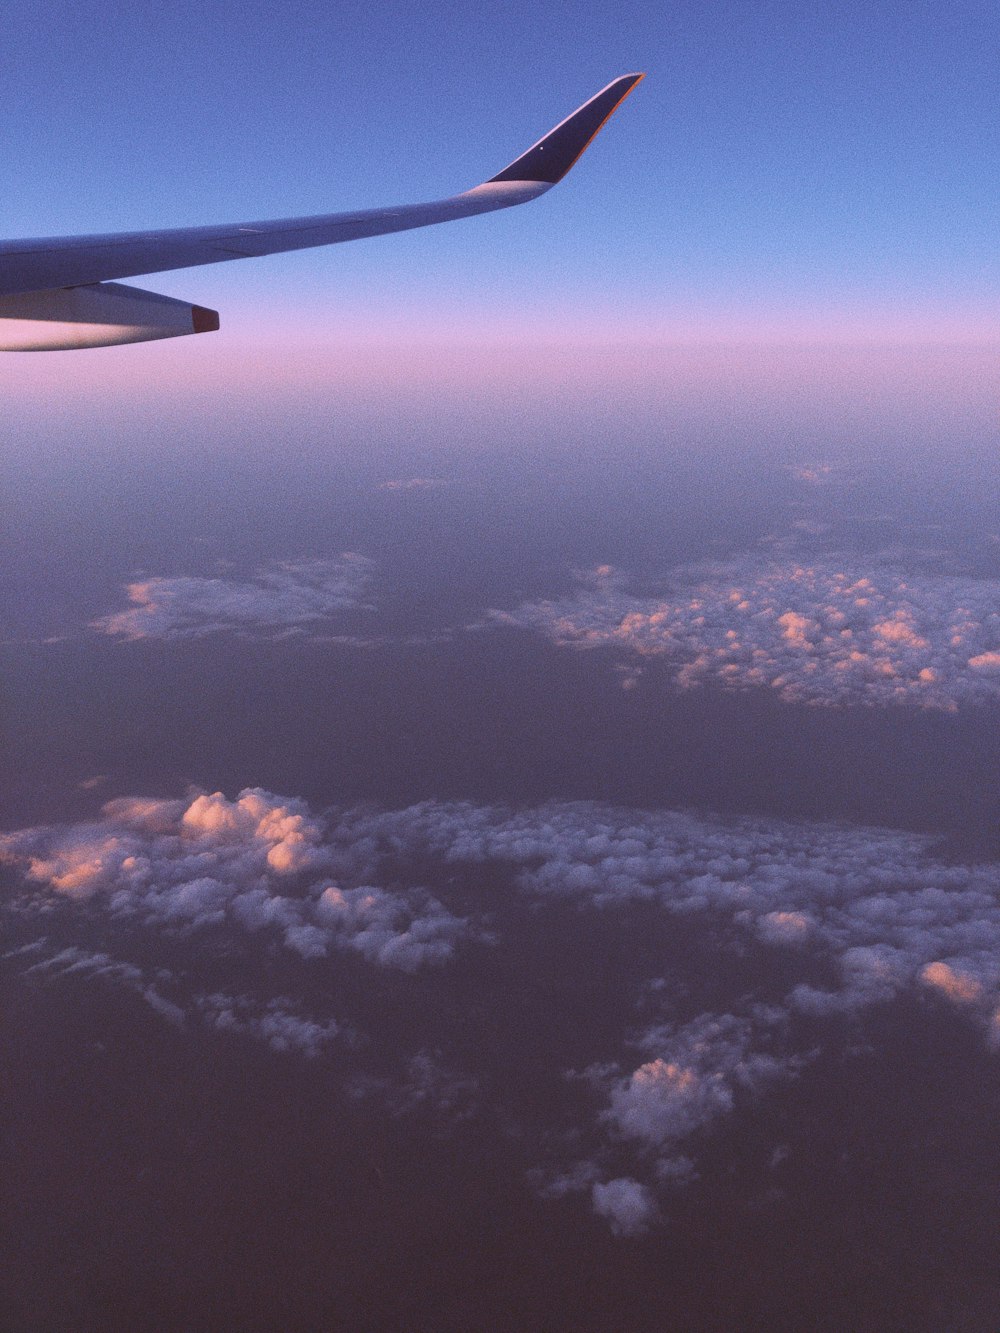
[0,281,219,350]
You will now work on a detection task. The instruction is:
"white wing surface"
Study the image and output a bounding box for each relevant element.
[0,74,643,349]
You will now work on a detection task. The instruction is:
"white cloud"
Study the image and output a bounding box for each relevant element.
[607,1057,732,1145]
[196,992,340,1057]
[1,787,469,972]
[591,1178,659,1237]
[488,559,1000,710]
[317,793,1000,1225]
[11,788,1000,1235]
[919,960,983,1005]
[16,943,183,1029]
[597,1012,790,1195]
[7,940,343,1055]
[755,910,814,945]
[315,885,466,972]
[91,554,374,641]
[320,797,1000,1040]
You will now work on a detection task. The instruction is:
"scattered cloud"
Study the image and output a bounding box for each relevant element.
[6,939,341,1055]
[350,1050,479,1123]
[9,788,1000,1234]
[787,463,834,484]
[582,1011,795,1195]
[317,796,1000,1042]
[1,788,469,972]
[487,559,1000,710]
[322,795,1000,1225]
[91,554,374,641]
[195,991,340,1057]
[380,477,451,492]
[17,942,173,1015]
[604,1014,787,1153]
[591,1177,659,1237]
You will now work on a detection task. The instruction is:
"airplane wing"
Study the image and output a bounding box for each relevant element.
[0,73,643,350]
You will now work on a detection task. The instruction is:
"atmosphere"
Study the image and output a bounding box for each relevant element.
[5,4,1000,1332]
[5,0,998,343]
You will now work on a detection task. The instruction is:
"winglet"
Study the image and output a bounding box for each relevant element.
[488,73,644,185]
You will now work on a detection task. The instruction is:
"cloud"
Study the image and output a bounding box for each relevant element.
[584,1012,794,1195]
[488,559,1000,710]
[1,788,468,972]
[756,910,814,945]
[607,1054,732,1148]
[296,793,1000,1230]
[315,885,465,971]
[603,1014,784,1151]
[10,788,1000,1234]
[350,1050,479,1122]
[14,943,183,1031]
[91,554,374,641]
[320,793,1000,1224]
[6,939,341,1055]
[531,1159,603,1201]
[321,796,1000,1041]
[21,942,146,987]
[591,1178,659,1237]
[787,463,835,484]
[533,1162,661,1234]
[919,960,982,1005]
[380,477,451,492]
[195,992,340,1057]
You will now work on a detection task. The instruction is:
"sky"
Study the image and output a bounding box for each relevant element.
[5,4,1000,1331]
[4,0,999,344]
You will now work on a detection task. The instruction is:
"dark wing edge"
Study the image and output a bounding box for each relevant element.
[489,73,644,184]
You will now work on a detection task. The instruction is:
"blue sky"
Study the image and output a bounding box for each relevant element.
[4,0,999,340]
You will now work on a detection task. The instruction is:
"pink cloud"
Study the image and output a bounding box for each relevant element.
[490,558,1000,710]
[1,788,468,969]
[920,961,982,1005]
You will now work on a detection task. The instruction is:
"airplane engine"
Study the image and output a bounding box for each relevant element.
[0,281,219,350]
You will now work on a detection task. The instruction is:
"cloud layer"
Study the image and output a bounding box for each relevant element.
[8,788,1000,1233]
[356,796,1000,1030]
[92,554,374,641]
[323,796,1000,1215]
[1,788,467,972]
[489,559,1000,710]
[6,940,341,1056]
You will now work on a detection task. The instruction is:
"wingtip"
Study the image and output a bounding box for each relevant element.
[488,73,645,186]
